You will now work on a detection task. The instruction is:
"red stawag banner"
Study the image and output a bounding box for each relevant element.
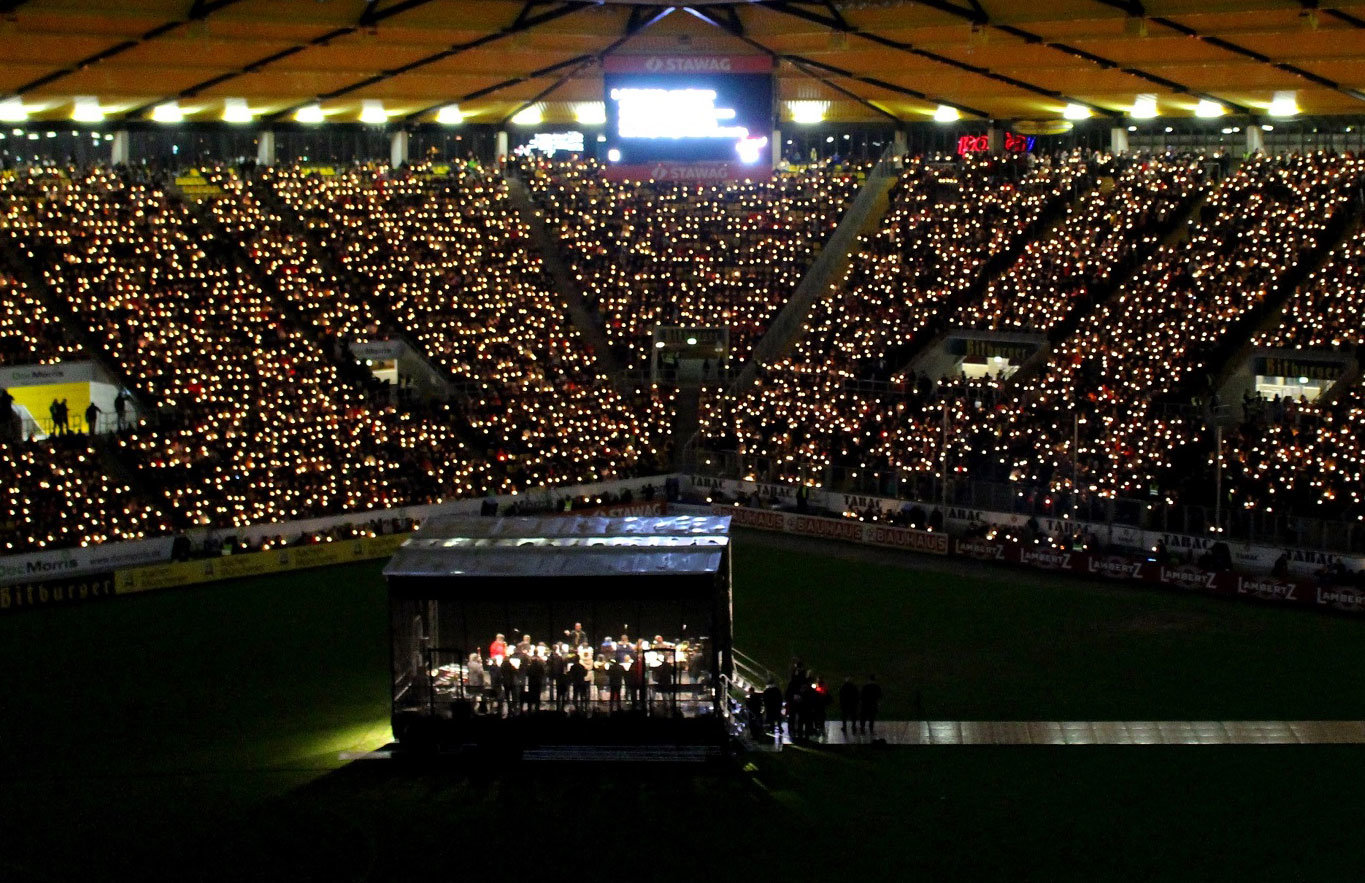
[603,55,775,75]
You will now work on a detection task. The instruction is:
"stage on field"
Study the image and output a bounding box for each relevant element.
[383,514,733,749]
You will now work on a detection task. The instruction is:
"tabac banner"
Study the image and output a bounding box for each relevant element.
[115,533,412,597]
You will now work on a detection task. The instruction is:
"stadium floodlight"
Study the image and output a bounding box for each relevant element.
[1062,103,1090,120]
[1194,99,1225,118]
[574,102,606,126]
[0,98,28,122]
[151,102,184,124]
[933,104,959,123]
[436,104,464,125]
[788,100,827,125]
[295,104,326,124]
[510,104,542,126]
[360,100,388,125]
[223,98,254,124]
[1130,94,1159,119]
[72,97,104,123]
[1268,91,1298,118]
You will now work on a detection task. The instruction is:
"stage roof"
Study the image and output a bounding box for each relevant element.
[2,1,1364,125]
[383,514,731,582]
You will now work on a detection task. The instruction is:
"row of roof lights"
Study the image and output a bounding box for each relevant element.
[0,97,472,125]
[783,92,1302,126]
[0,92,1310,126]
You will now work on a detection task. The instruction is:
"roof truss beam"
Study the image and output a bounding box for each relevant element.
[755,1,1118,118]
[118,0,453,118]
[11,0,249,97]
[685,6,988,119]
[1095,2,1365,106]
[358,0,440,28]
[787,57,900,122]
[500,59,595,124]
[689,4,898,121]
[771,0,1241,115]
[498,4,675,123]
[265,0,596,120]
[403,5,672,122]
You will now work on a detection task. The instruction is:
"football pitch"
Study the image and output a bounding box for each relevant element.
[3,528,1364,880]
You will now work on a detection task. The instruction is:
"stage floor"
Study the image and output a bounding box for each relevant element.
[750,719,1365,747]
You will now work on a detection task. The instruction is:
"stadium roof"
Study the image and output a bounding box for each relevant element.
[2,1,1365,125]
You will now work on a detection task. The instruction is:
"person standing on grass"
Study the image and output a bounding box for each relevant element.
[839,676,859,733]
[762,678,784,737]
[466,653,486,713]
[746,686,765,739]
[525,652,546,713]
[607,656,625,712]
[860,674,882,734]
[501,655,519,716]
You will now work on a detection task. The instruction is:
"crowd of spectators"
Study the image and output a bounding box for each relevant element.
[700,152,1090,484]
[963,155,1207,331]
[0,271,83,366]
[987,151,1358,502]
[524,157,864,370]
[1220,227,1365,523]
[264,162,675,489]
[700,151,1364,532]
[0,162,673,550]
[1,148,1364,558]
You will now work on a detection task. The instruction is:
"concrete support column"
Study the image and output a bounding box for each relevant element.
[772,128,781,168]
[894,128,908,157]
[1246,124,1265,154]
[110,129,129,166]
[496,130,509,161]
[256,130,276,167]
[1110,126,1130,155]
[390,129,409,168]
[987,126,1004,155]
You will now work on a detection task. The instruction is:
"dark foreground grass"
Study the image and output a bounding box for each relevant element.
[1,531,1364,880]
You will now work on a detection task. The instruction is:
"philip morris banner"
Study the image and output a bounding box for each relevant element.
[0,537,175,587]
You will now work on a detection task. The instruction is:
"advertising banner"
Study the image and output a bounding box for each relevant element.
[0,537,176,587]
[0,571,117,613]
[713,505,948,555]
[115,533,413,597]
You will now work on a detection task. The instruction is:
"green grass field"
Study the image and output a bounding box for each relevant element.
[2,528,1364,880]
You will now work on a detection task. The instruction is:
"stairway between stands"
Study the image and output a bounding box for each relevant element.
[503,174,625,382]
[730,146,902,396]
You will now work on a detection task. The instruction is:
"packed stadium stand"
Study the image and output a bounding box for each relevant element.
[0,147,1363,558]
[524,157,866,371]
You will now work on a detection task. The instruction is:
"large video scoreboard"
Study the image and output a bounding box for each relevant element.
[602,55,775,181]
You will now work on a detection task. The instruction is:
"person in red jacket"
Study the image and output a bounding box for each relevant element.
[489,633,507,664]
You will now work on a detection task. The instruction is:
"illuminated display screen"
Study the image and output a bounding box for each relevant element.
[602,55,774,181]
[520,131,586,156]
